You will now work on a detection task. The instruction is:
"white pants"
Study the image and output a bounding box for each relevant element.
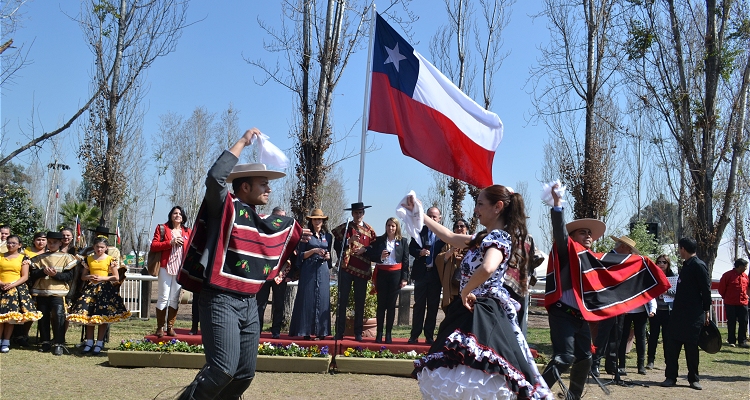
[156,267,182,310]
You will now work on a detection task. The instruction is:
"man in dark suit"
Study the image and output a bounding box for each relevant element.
[408,207,443,344]
[661,237,711,391]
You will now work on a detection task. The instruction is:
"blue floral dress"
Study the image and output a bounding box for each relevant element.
[414,230,552,400]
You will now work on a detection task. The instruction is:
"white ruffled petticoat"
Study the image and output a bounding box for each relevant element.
[417,365,515,400]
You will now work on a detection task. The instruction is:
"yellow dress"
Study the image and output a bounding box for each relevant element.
[0,255,43,323]
[66,255,131,325]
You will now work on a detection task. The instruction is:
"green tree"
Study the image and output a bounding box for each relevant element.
[628,221,659,257]
[0,184,43,245]
[59,201,102,232]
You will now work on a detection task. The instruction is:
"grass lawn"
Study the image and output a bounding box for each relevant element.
[0,319,747,399]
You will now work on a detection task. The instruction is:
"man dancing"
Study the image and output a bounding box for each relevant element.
[178,129,305,400]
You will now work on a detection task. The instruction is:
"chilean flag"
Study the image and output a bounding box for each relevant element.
[367,14,503,188]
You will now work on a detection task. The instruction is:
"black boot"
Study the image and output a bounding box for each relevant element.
[637,357,646,375]
[541,357,571,390]
[177,365,233,400]
[567,358,591,400]
[215,377,252,400]
[590,357,601,377]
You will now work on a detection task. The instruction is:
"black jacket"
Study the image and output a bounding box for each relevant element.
[409,226,444,281]
[670,255,711,344]
[366,236,410,282]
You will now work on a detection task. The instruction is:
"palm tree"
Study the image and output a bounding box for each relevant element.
[59,201,101,231]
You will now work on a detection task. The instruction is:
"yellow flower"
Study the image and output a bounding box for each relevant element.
[344,351,350,357]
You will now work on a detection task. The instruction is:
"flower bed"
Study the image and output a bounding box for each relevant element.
[335,346,423,377]
[109,339,331,373]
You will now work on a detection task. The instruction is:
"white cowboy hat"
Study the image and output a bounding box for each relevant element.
[565,219,606,242]
[227,163,285,182]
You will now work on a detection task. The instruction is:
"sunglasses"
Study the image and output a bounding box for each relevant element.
[656,260,668,264]
[456,224,466,228]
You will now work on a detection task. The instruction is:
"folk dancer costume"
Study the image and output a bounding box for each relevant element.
[30,232,79,354]
[66,254,131,325]
[289,209,334,339]
[332,204,376,340]
[177,152,302,399]
[364,233,409,343]
[0,255,42,325]
[414,230,552,400]
[542,207,669,399]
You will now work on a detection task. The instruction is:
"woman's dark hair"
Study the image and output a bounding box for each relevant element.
[167,206,188,229]
[5,234,21,248]
[92,236,109,247]
[655,254,675,277]
[467,185,529,286]
[453,218,470,233]
[306,218,329,236]
[60,227,73,235]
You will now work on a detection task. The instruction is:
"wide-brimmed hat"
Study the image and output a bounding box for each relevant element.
[227,163,285,183]
[698,320,722,354]
[566,219,606,242]
[610,235,639,255]
[45,231,63,240]
[88,226,115,236]
[306,208,328,220]
[344,202,371,211]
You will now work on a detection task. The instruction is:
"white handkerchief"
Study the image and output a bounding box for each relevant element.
[541,180,567,207]
[396,190,424,247]
[253,133,289,168]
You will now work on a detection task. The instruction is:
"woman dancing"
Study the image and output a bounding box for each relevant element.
[405,186,551,400]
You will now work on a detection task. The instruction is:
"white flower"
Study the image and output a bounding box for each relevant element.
[407,350,417,357]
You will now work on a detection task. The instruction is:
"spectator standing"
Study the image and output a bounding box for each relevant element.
[0,225,11,253]
[150,206,191,337]
[364,217,409,344]
[408,207,443,344]
[661,237,711,390]
[434,219,469,311]
[647,254,677,369]
[289,208,333,340]
[332,202,377,341]
[718,258,749,348]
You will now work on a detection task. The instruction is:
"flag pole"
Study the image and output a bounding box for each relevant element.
[357,4,377,202]
[74,214,79,245]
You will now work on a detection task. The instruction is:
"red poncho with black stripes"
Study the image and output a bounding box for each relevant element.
[544,238,670,321]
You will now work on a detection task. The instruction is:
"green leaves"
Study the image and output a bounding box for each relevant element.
[0,184,43,246]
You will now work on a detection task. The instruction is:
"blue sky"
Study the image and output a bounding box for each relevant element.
[2,1,560,247]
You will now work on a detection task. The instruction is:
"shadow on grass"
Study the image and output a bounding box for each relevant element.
[700,374,750,382]
[712,358,750,366]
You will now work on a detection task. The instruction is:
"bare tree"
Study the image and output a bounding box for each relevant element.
[624,0,749,271]
[249,0,416,222]
[530,0,625,221]
[77,0,189,224]
[430,0,514,231]
[155,107,219,221]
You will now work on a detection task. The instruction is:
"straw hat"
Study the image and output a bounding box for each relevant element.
[565,219,606,242]
[227,163,285,183]
[306,208,328,220]
[610,235,639,254]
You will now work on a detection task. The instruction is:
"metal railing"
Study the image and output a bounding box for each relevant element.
[119,273,157,319]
